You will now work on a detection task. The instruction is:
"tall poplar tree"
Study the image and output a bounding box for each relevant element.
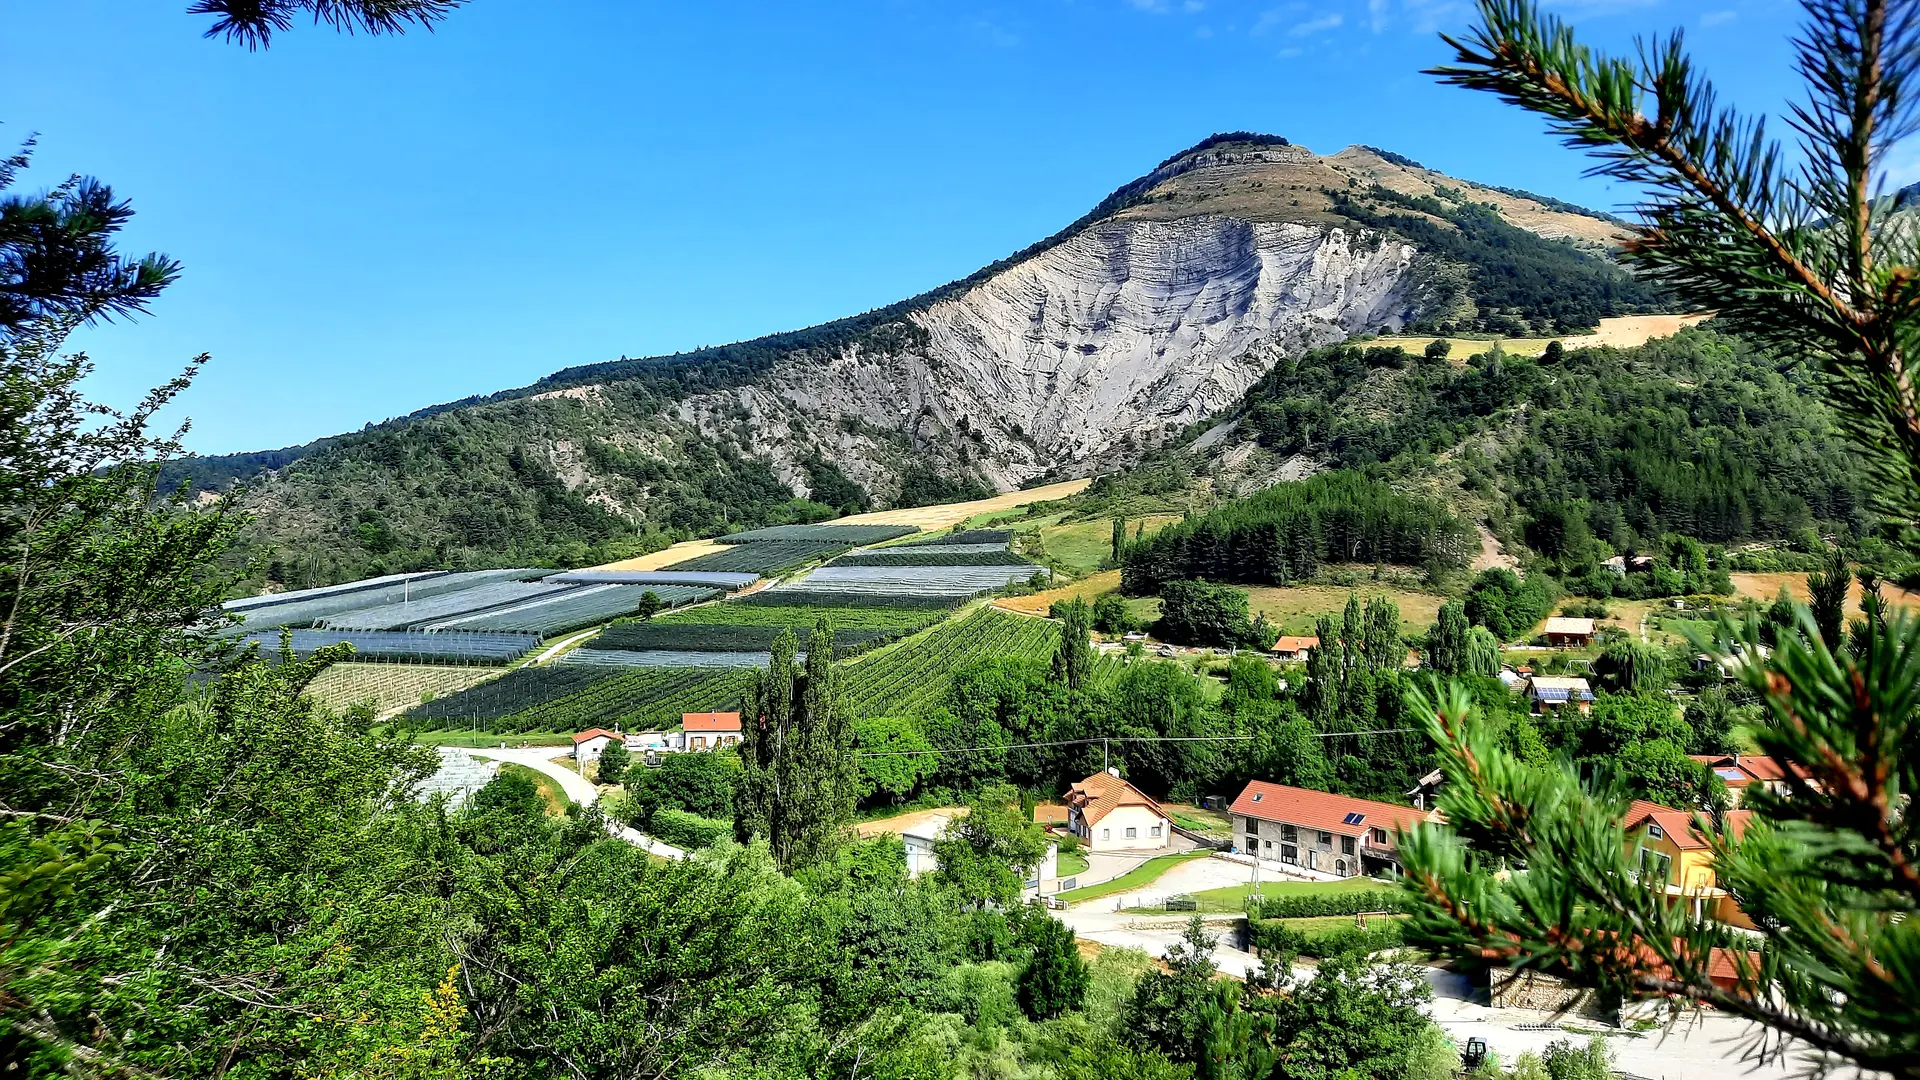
[1050,598,1095,689]
[735,621,855,871]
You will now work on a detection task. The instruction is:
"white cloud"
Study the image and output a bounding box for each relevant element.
[1700,9,1737,26]
[1289,12,1343,35]
[1278,45,1305,57]
[1184,0,1206,10]
[1196,23,1215,37]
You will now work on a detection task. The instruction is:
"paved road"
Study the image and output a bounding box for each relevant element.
[1055,908,1828,1080]
[466,746,687,859]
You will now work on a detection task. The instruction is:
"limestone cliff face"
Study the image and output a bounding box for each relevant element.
[678,215,1418,496]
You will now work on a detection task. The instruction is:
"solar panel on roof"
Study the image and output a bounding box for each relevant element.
[1341,811,1366,825]
[1715,768,1746,781]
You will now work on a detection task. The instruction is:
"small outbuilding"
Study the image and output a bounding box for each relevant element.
[1543,616,1596,647]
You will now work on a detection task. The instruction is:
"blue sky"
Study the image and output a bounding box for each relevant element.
[3,1,1805,453]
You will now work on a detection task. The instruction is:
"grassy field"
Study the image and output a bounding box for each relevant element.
[1054,851,1212,903]
[1164,803,1234,840]
[997,569,1123,615]
[1058,849,1091,878]
[1241,584,1447,637]
[1372,314,1712,361]
[1038,515,1182,575]
[499,762,572,816]
[1164,877,1395,914]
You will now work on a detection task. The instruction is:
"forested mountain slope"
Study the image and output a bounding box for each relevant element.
[183,135,1675,589]
[1088,326,1868,568]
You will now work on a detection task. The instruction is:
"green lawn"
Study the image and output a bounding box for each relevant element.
[1148,877,1394,914]
[1057,849,1090,878]
[499,763,573,817]
[1054,851,1211,903]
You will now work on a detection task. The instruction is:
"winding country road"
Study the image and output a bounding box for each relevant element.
[466,746,686,860]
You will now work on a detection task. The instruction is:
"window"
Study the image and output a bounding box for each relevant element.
[1281,823,1298,841]
[1341,836,1356,856]
[1245,818,1259,836]
[1336,859,1348,876]
[1281,844,1298,864]
[1316,830,1333,848]
[1370,827,1388,846]
[1639,847,1672,884]
[1101,828,1110,840]
[1125,826,1137,839]
[691,737,705,750]
[1150,824,1163,837]
[1263,839,1272,851]
[1647,823,1666,840]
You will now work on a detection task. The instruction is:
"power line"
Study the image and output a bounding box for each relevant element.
[853,714,1589,758]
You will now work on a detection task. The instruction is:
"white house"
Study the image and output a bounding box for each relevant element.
[901,814,952,879]
[1063,769,1170,852]
[571,728,621,761]
[1231,780,1432,878]
[682,711,742,751]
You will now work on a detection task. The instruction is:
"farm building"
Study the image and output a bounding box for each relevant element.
[1543,616,1595,647]
[1523,675,1594,715]
[1032,804,1070,826]
[1230,780,1431,878]
[571,728,622,760]
[1064,769,1170,852]
[682,711,742,751]
[1270,635,1318,662]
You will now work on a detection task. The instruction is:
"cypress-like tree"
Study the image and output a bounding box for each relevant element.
[1110,517,1126,566]
[1305,614,1342,728]
[735,621,854,870]
[1049,598,1095,689]
[1424,602,1469,675]
[1361,595,1402,672]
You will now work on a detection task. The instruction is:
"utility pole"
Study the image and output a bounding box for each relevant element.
[1102,738,1110,773]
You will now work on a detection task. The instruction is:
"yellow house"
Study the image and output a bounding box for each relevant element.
[1625,800,1754,929]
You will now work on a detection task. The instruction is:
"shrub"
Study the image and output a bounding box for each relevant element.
[648,807,732,849]
[1252,891,1405,920]
[1248,917,1404,958]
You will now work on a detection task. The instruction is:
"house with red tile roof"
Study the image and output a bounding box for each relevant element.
[1270,635,1319,662]
[571,728,623,760]
[1229,781,1432,878]
[1687,753,1812,803]
[681,711,742,751]
[1624,799,1755,928]
[1063,770,1170,851]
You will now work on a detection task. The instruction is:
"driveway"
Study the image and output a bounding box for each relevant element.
[1070,852,1259,911]
[466,746,687,859]
[1423,972,1836,1080]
